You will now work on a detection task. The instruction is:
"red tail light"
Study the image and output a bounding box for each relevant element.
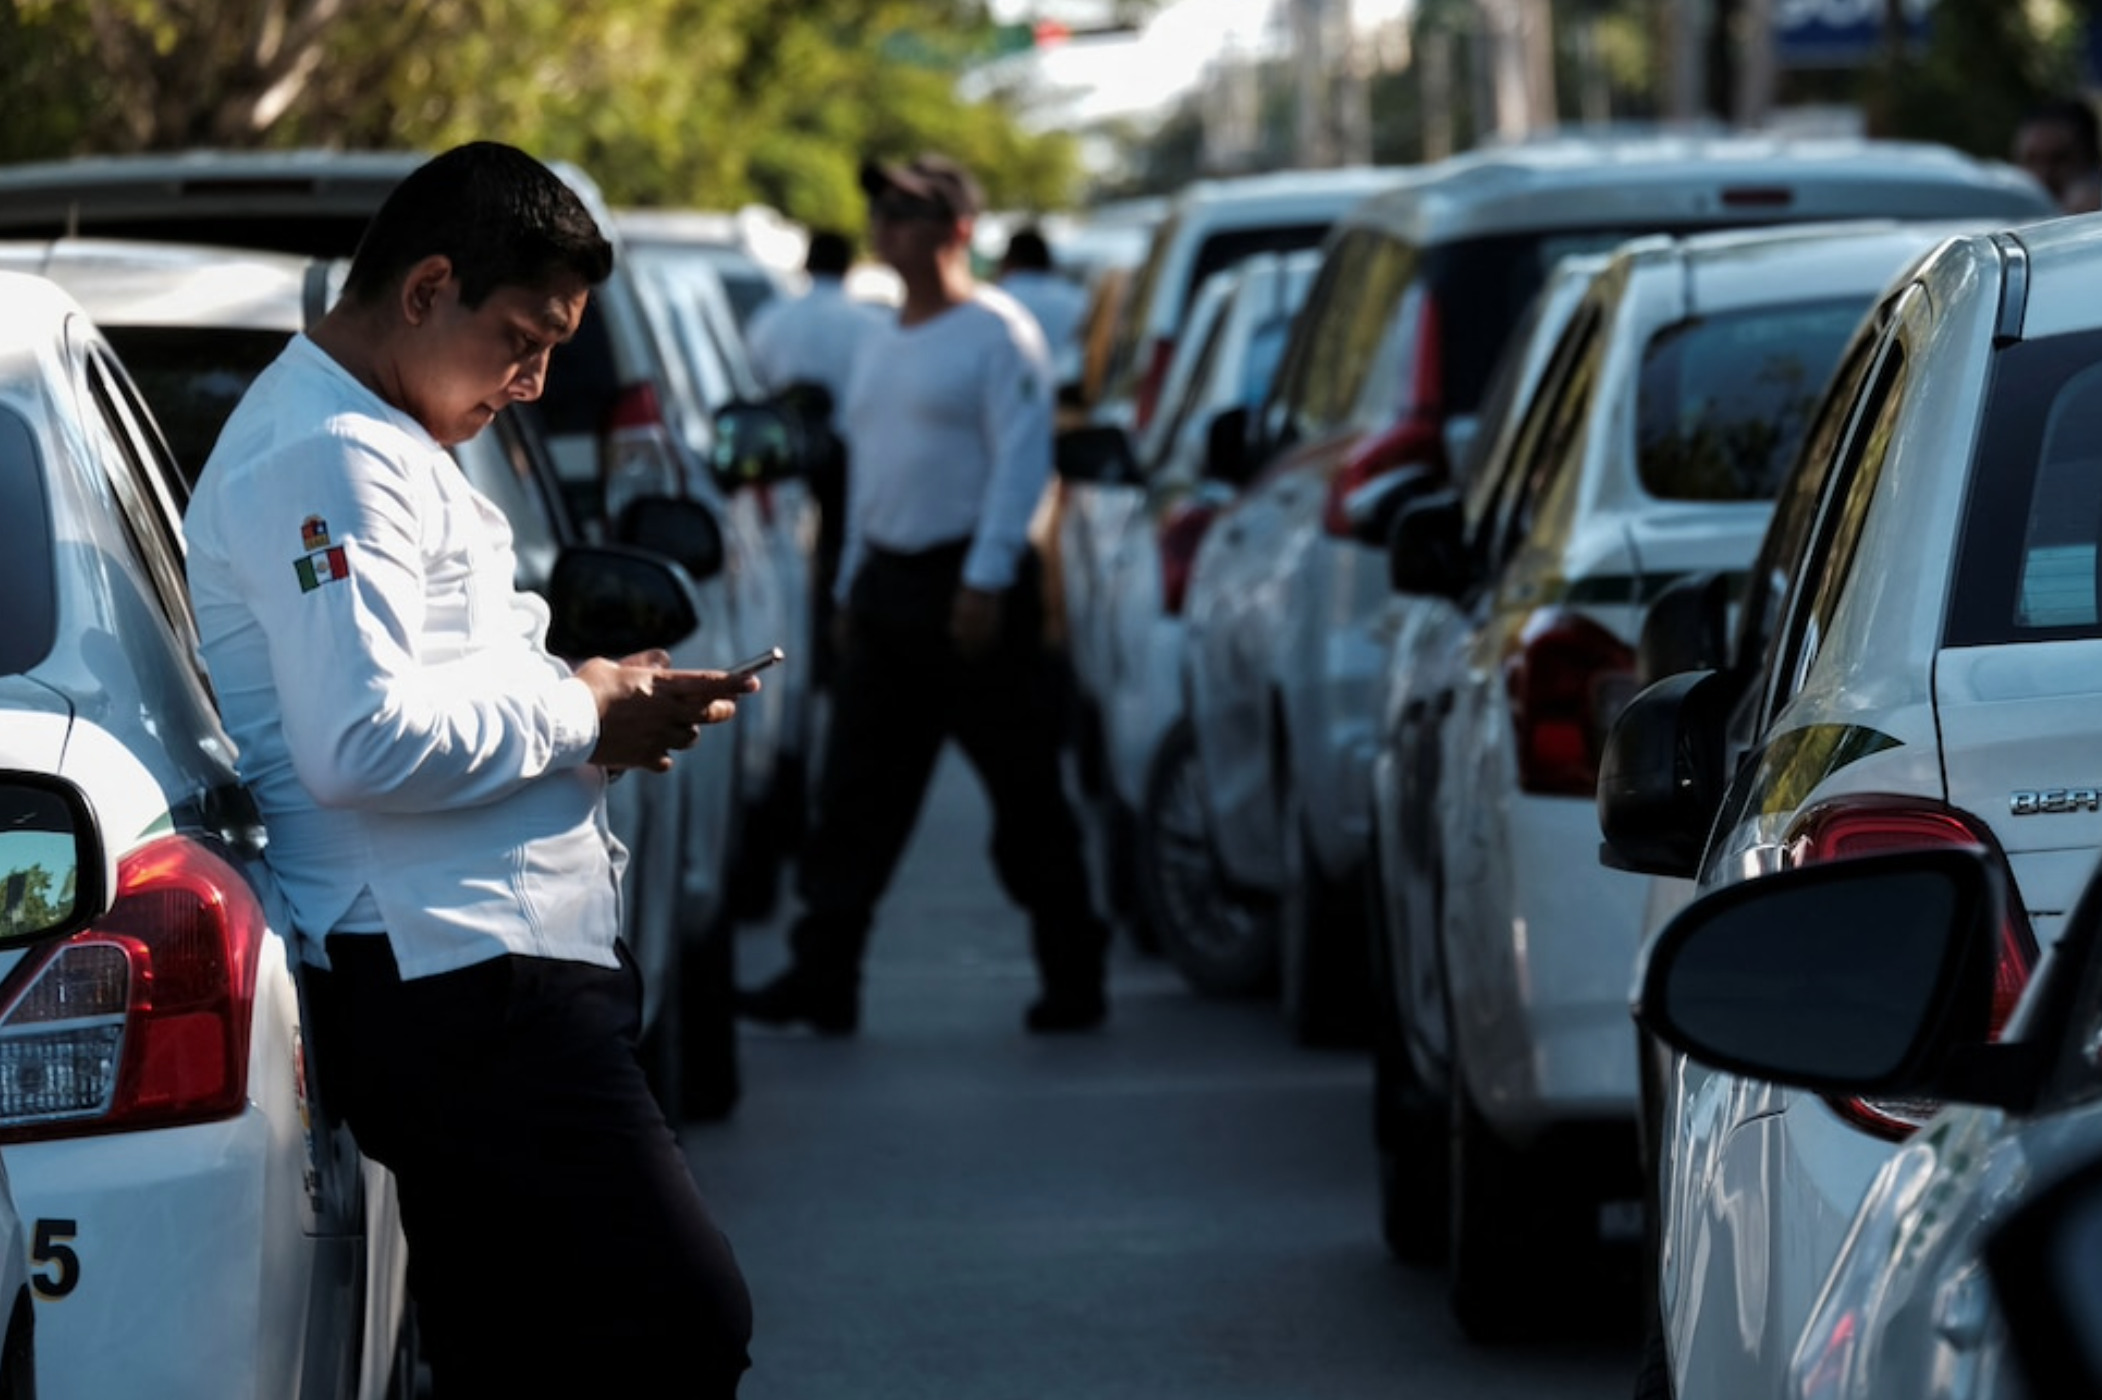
[1134,336,1175,435]
[604,381,682,511]
[1784,795,2038,1140]
[1320,416,1446,538]
[1158,499,1222,616]
[0,835,264,1143]
[1321,290,1447,537]
[1505,609,1637,796]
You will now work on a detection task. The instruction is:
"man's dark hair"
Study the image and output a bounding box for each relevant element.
[2023,95,2102,162]
[1002,227,1054,272]
[342,141,614,309]
[805,230,855,278]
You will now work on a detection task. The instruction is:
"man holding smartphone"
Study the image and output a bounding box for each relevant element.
[737,151,1111,1037]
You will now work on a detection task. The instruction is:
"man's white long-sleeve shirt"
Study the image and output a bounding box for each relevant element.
[185,335,617,978]
[835,286,1054,602]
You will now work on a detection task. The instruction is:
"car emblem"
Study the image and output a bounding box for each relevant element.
[2010,789,2102,815]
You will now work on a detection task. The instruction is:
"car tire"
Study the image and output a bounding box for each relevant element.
[1365,829,1448,1266]
[0,1288,32,1400]
[1278,786,1371,1048]
[1447,1061,1563,1345]
[1137,716,1278,997]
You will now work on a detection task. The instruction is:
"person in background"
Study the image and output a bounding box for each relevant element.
[997,224,1090,390]
[183,141,757,1398]
[745,229,887,677]
[2012,95,2102,213]
[736,152,1111,1037]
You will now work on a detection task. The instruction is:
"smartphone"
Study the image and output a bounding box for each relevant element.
[726,646,785,680]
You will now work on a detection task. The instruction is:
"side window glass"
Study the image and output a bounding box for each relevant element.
[2011,361,2102,628]
[81,343,199,655]
[1735,325,1882,670]
[1486,306,1605,574]
[1465,300,1599,547]
[1767,343,1909,718]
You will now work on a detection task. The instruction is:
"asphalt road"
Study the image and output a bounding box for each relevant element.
[683,746,1639,1400]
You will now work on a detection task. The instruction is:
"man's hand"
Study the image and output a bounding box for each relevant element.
[575,650,760,774]
[950,585,1002,660]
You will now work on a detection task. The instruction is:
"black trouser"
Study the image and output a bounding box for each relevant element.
[788,540,1107,993]
[305,936,753,1399]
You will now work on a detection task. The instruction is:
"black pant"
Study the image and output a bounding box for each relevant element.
[305,936,752,1399]
[788,541,1107,993]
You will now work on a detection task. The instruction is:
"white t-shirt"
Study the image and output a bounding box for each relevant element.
[836,286,1055,602]
[185,335,618,978]
[999,269,1089,382]
[744,276,887,422]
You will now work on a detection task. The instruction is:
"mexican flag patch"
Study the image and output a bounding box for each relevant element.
[295,546,350,593]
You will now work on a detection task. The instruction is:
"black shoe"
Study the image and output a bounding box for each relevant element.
[1024,987,1107,1034]
[736,967,859,1035]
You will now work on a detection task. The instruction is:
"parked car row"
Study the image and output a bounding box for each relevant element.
[0,146,831,1397]
[1050,128,2102,1396]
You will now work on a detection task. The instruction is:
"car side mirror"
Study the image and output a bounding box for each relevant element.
[712,400,806,491]
[1594,668,1736,879]
[1053,424,1140,486]
[0,772,110,948]
[1638,571,1735,684]
[1342,465,1437,548]
[1633,846,2012,1101]
[1202,407,1257,489]
[611,494,727,586]
[545,543,703,659]
[1385,488,1467,597]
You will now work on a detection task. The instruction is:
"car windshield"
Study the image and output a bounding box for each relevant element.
[101,325,292,488]
[1636,298,1867,502]
[1947,327,2102,644]
[0,406,58,675]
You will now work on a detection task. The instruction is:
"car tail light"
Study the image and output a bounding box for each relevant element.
[1504,608,1637,796]
[1158,499,1223,616]
[1321,292,1447,537]
[1783,794,2038,1141]
[1134,336,1175,435]
[0,834,264,1143]
[603,381,682,514]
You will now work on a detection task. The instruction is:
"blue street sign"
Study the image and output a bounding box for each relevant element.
[1775,0,1934,68]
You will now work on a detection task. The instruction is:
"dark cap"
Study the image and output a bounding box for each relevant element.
[859,153,984,219]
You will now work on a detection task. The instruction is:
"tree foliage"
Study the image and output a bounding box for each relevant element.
[0,0,1101,225]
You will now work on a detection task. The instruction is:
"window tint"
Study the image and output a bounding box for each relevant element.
[101,325,292,488]
[81,345,198,654]
[0,408,57,675]
[1947,328,2102,644]
[1481,304,1606,576]
[1636,299,1867,503]
[1267,228,1419,446]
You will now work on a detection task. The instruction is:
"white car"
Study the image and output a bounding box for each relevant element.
[1058,165,1405,767]
[1630,841,2102,1400]
[1363,218,1983,1342]
[1056,247,1321,977]
[1596,213,2102,1398]
[1178,135,2058,1050]
[0,267,413,1399]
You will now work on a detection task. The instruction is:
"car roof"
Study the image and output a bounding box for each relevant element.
[0,270,84,368]
[1162,165,1409,224]
[1339,135,2055,244]
[0,236,319,332]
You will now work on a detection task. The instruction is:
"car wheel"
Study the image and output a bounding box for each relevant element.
[0,1288,32,1400]
[1447,1060,1565,1344]
[1137,716,1277,996]
[1365,831,1448,1266]
[1278,785,1371,1048]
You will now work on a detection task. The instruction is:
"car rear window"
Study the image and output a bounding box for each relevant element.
[100,325,292,488]
[1946,327,2102,644]
[1635,298,1867,502]
[0,407,58,675]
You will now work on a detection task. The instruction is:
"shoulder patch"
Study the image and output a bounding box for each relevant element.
[295,516,350,592]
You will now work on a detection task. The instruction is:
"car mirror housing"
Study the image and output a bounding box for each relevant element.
[1595,668,1736,879]
[711,399,806,491]
[1987,1151,2102,1400]
[1638,570,1735,685]
[544,542,703,660]
[610,494,727,587]
[1054,423,1140,487]
[1385,489,1466,597]
[1201,406,1256,489]
[1341,465,1437,548]
[0,772,110,948]
[1633,846,2005,1096]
